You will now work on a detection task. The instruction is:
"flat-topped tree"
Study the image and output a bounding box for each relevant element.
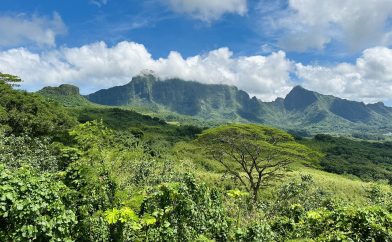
[196,124,318,202]
[0,73,22,87]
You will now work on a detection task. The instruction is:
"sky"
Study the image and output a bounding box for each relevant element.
[0,0,392,105]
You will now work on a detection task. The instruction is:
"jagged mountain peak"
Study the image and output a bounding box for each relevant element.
[37,76,392,136]
[284,85,318,111]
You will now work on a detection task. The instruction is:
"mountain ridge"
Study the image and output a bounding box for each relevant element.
[38,74,392,137]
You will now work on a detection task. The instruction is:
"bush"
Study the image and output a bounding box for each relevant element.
[140,175,230,241]
[111,175,231,241]
[0,132,60,172]
[235,223,276,242]
[0,165,77,241]
[298,206,392,241]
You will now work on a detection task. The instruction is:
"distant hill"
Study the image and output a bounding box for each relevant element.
[39,74,392,137]
[38,84,94,107]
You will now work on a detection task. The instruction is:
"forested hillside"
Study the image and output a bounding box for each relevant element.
[84,74,392,137]
[1,73,392,241]
[301,134,392,184]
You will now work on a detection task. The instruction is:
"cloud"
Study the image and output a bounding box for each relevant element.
[164,0,247,22]
[155,48,293,100]
[0,41,293,101]
[0,12,67,48]
[90,0,108,7]
[1,41,392,103]
[266,0,392,52]
[296,46,392,103]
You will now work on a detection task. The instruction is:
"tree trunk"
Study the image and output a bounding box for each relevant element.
[252,186,259,203]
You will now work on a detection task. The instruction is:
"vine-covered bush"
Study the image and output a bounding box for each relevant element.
[269,176,392,241]
[235,223,275,242]
[107,175,231,241]
[0,132,59,172]
[142,177,230,241]
[297,206,392,241]
[0,165,77,241]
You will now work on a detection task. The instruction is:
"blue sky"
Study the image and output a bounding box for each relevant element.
[0,0,392,105]
[0,0,358,62]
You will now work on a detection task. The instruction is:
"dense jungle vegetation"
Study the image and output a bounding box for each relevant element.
[1,73,392,241]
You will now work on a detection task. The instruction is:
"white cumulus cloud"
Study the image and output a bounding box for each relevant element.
[269,0,392,52]
[164,0,247,22]
[0,12,67,47]
[0,41,293,101]
[1,41,392,103]
[297,46,392,103]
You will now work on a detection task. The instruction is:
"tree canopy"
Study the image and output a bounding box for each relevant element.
[0,74,77,136]
[0,73,22,87]
[196,124,320,201]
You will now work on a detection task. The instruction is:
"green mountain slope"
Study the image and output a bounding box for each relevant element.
[41,74,392,137]
[38,84,95,107]
[280,86,392,136]
[86,74,265,123]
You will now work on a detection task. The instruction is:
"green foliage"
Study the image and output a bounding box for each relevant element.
[74,107,203,147]
[62,120,181,240]
[235,223,276,242]
[1,77,392,242]
[268,175,332,217]
[197,124,320,201]
[0,77,77,136]
[137,175,231,241]
[267,175,334,239]
[63,121,140,240]
[0,72,22,87]
[67,120,174,189]
[261,175,392,241]
[301,134,392,184]
[37,84,93,108]
[103,206,158,241]
[0,165,77,241]
[0,131,60,172]
[98,175,232,242]
[296,206,392,241]
[365,184,392,209]
[83,74,392,137]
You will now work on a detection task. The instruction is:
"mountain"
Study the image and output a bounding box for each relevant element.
[39,74,392,137]
[38,84,94,107]
[275,85,392,136]
[86,74,267,123]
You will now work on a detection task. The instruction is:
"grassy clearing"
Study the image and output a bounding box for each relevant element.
[173,141,392,205]
[288,165,391,204]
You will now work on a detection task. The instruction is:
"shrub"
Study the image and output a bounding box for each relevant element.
[298,206,392,241]
[235,223,276,242]
[0,165,77,241]
[0,132,59,172]
[111,175,231,241]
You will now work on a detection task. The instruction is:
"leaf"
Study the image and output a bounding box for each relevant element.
[141,214,157,225]
[164,221,171,228]
[227,189,249,199]
[104,208,119,224]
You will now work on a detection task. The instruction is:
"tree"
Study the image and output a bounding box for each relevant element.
[197,124,318,202]
[0,73,77,136]
[0,73,22,87]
